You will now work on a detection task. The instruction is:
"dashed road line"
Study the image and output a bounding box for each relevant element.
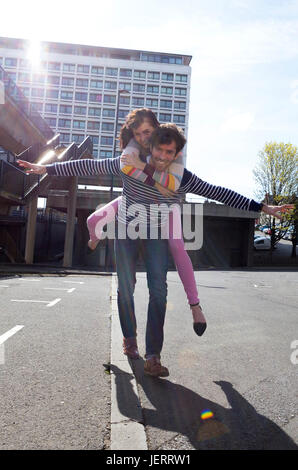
[0,325,24,365]
[11,298,61,307]
[44,287,76,293]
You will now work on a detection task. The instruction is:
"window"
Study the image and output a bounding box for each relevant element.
[176,74,187,83]
[73,120,85,129]
[134,70,146,79]
[90,93,103,103]
[119,82,131,92]
[146,98,158,108]
[63,63,75,73]
[46,89,59,99]
[147,85,159,94]
[90,80,103,89]
[72,134,85,143]
[88,107,101,117]
[162,73,174,81]
[31,88,44,98]
[160,99,172,109]
[19,59,30,69]
[30,102,43,112]
[32,74,45,84]
[133,83,145,93]
[76,78,89,88]
[90,135,99,145]
[91,66,104,75]
[161,86,173,95]
[102,122,114,132]
[159,113,171,122]
[173,114,185,124]
[5,58,17,67]
[174,101,186,110]
[45,103,58,113]
[120,68,132,78]
[18,72,30,83]
[74,91,87,102]
[60,104,72,114]
[92,149,99,158]
[19,87,30,97]
[106,67,118,77]
[103,108,115,118]
[7,72,16,81]
[175,87,187,97]
[132,97,144,107]
[77,64,90,74]
[44,117,57,127]
[48,62,61,71]
[103,94,116,104]
[148,71,160,80]
[119,95,130,105]
[61,90,73,100]
[101,136,113,146]
[48,75,60,86]
[58,119,71,128]
[87,121,100,131]
[105,81,117,90]
[74,106,86,115]
[60,133,70,143]
[62,77,74,87]
[100,150,112,158]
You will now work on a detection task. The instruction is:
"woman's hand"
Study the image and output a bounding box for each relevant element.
[17,160,47,175]
[262,204,295,220]
[120,152,145,170]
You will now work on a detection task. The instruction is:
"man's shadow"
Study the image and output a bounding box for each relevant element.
[107,360,297,450]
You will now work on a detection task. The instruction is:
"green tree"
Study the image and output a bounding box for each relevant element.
[253,142,298,252]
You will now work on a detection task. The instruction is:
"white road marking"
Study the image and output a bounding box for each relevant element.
[11,298,61,307]
[0,325,24,365]
[63,281,85,284]
[19,279,41,281]
[0,285,9,288]
[44,287,76,293]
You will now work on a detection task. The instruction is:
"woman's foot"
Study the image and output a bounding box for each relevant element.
[191,303,207,336]
[88,239,99,251]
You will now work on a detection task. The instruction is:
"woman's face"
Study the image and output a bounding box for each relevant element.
[132,119,156,152]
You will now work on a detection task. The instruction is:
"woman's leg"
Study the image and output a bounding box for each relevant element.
[167,207,206,328]
[87,196,121,249]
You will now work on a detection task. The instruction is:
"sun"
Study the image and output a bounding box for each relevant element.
[26,39,42,70]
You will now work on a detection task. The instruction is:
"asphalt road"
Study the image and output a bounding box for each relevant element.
[0,269,297,450]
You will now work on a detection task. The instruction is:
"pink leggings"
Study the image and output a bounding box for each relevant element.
[87,196,199,305]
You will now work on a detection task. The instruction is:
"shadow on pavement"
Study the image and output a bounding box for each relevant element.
[108,361,297,450]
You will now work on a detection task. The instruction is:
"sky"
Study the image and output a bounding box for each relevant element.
[2,0,298,200]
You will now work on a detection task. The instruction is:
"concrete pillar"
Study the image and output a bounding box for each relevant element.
[63,177,78,267]
[25,196,38,264]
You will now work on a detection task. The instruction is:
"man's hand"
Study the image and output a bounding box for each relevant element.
[17,160,47,175]
[155,182,176,197]
[262,203,294,220]
[120,152,145,170]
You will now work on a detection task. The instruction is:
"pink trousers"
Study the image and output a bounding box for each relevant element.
[87,196,199,305]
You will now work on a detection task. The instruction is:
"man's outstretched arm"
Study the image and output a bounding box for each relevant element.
[17,157,121,177]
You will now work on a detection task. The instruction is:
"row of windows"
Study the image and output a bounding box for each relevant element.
[2,58,188,82]
[44,112,186,129]
[20,87,187,103]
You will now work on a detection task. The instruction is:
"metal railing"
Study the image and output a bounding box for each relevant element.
[0,159,40,200]
[0,65,53,140]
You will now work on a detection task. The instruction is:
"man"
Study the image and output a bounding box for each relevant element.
[17,120,293,377]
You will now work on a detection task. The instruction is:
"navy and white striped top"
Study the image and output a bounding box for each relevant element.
[46,157,261,227]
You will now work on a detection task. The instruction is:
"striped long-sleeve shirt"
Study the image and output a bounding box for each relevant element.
[46,157,262,227]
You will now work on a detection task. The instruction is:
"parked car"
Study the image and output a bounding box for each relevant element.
[254,237,271,250]
[259,225,270,232]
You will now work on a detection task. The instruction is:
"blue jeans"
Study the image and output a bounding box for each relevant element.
[115,236,168,358]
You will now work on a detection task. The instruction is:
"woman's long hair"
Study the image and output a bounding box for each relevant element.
[119,108,159,150]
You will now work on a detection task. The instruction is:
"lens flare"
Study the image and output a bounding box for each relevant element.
[201,409,214,420]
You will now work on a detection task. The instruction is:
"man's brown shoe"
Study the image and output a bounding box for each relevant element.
[144,356,169,377]
[123,337,140,360]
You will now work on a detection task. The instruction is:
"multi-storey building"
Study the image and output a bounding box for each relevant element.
[0,37,192,162]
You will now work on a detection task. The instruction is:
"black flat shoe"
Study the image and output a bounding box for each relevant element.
[193,322,207,336]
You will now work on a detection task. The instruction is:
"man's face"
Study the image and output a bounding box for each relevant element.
[132,119,156,151]
[150,140,178,172]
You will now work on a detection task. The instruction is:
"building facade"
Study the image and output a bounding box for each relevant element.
[0,37,192,163]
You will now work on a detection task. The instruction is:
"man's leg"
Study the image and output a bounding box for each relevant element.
[142,239,169,376]
[115,236,139,358]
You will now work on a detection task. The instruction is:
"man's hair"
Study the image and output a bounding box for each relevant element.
[149,123,186,155]
[119,108,159,149]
